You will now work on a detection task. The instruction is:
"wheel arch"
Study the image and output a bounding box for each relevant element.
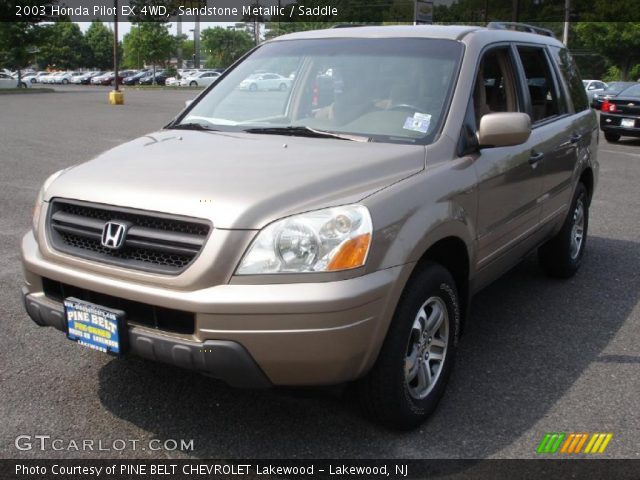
[579,167,594,207]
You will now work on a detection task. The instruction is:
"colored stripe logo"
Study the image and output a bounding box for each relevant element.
[537,433,613,454]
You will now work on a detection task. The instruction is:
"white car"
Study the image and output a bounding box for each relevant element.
[238,73,291,91]
[0,72,29,88]
[22,71,47,84]
[165,76,179,86]
[180,71,221,87]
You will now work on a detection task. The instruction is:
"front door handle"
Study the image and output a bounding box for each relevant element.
[570,133,583,144]
[529,150,545,166]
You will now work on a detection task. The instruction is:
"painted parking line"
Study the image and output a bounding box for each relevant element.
[599,149,640,158]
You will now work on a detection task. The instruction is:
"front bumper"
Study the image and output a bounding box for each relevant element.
[21,231,409,386]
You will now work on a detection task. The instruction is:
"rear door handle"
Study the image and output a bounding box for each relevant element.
[529,151,545,166]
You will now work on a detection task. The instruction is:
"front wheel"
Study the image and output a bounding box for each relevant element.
[279,82,287,91]
[538,182,589,278]
[249,83,257,92]
[190,81,197,86]
[604,132,620,142]
[62,79,68,85]
[358,262,459,430]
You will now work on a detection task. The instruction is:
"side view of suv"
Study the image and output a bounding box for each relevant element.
[21,24,598,429]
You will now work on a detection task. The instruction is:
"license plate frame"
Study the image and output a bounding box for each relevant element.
[64,297,126,356]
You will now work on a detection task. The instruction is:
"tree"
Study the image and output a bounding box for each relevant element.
[0,0,54,86]
[136,23,176,82]
[575,23,640,80]
[200,27,253,68]
[38,21,88,70]
[85,20,113,69]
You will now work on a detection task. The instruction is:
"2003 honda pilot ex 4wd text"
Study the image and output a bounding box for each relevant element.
[22,24,598,429]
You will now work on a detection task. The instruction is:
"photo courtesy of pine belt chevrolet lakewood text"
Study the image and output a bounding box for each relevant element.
[21,24,598,430]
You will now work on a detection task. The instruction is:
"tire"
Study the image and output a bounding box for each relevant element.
[604,132,620,142]
[30,78,36,84]
[358,262,460,430]
[249,83,257,92]
[20,82,27,88]
[538,182,589,278]
[279,82,287,91]
[62,79,68,85]
[190,81,197,86]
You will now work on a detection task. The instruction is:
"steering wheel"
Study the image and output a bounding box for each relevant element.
[388,104,423,112]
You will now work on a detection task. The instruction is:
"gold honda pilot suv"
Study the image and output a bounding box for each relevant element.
[21,24,598,429]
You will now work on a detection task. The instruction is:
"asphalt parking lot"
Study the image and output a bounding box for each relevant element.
[1,86,639,460]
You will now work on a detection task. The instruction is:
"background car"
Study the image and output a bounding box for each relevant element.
[180,71,220,87]
[22,71,48,84]
[71,71,96,84]
[583,79,607,104]
[139,71,169,85]
[600,83,640,142]
[0,72,28,88]
[122,70,150,85]
[238,73,291,91]
[591,81,637,109]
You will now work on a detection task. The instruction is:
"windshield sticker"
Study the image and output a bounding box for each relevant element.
[403,112,432,134]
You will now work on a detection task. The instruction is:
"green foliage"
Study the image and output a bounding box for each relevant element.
[85,20,113,70]
[602,66,621,83]
[123,22,176,71]
[574,23,640,80]
[200,27,253,68]
[38,21,89,69]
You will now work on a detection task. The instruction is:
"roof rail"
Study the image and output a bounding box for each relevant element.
[487,22,555,38]
[331,24,366,28]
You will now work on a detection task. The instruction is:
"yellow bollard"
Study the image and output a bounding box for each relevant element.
[108,90,124,105]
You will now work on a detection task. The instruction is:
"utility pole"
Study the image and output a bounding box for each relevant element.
[512,0,519,22]
[113,0,118,91]
[109,0,123,104]
[177,18,183,69]
[563,0,570,45]
[194,12,200,68]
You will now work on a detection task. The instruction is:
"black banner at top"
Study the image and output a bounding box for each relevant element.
[3,0,640,23]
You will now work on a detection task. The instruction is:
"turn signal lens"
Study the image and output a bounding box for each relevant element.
[327,233,371,271]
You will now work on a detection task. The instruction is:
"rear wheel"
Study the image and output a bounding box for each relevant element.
[604,132,620,142]
[249,83,257,92]
[358,262,459,430]
[190,81,197,86]
[279,82,287,91]
[62,79,68,85]
[538,182,588,278]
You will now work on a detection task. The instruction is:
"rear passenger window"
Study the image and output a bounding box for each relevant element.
[548,46,589,113]
[516,46,564,123]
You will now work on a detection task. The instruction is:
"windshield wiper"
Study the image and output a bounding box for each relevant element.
[167,122,220,131]
[243,126,370,142]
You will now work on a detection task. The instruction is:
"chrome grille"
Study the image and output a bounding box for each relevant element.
[47,199,211,274]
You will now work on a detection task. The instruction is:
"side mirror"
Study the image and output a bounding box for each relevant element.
[477,112,531,148]
[185,99,193,108]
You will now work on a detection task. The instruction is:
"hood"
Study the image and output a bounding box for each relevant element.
[45,130,425,229]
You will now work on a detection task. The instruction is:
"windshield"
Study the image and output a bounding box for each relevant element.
[619,84,640,97]
[178,38,463,144]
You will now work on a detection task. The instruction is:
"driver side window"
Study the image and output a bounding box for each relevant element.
[473,48,520,126]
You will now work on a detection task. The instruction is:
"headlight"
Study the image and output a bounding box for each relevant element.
[237,205,372,274]
[32,169,70,234]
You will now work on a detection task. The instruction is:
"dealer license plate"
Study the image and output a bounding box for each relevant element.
[621,118,636,128]
[64,298,126,355]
